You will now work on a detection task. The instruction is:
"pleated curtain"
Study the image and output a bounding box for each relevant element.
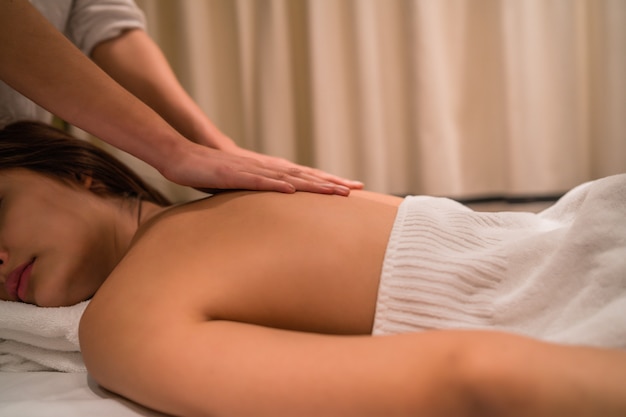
[134,0,626,200]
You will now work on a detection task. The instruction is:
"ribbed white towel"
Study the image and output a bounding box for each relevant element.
[0,301,88,372]
[374,174,626,348]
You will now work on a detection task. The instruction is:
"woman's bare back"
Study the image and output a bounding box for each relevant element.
[88,190,401,335]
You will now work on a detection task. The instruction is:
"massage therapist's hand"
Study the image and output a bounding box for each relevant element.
[224,144,363,195]
[163,141,362,195]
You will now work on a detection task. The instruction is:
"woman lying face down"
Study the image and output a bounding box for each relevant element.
[1,121,625,417]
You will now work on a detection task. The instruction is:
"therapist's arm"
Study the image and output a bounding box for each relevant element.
[0,0,351,194]
[91,29,362,191]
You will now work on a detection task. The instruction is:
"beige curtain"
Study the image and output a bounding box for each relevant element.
[134,0,625,199]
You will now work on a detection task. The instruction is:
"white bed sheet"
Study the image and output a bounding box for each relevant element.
[0,372,168,417]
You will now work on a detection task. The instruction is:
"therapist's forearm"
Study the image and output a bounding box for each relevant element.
[91,29,237,151]
[0,0,188,172]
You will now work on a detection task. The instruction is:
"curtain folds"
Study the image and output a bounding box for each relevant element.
[135,0,625,198]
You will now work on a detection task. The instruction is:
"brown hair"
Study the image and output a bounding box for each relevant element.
[0,121,171,206]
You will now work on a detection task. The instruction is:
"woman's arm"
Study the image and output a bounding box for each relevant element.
[79,314,626,417]
[462,332,626,417]
[0,0,352,194]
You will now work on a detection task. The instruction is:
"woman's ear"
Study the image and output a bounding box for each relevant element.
[82,174,94,190]
[75,171,94,189]
[78,172,110,195]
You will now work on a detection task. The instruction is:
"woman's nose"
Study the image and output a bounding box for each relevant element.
[0,250,7,267]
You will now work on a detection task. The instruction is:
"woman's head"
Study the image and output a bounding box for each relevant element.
[0,121,171,306]
[0,121,170,206]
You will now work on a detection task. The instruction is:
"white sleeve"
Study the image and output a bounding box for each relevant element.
[67,0,146,56]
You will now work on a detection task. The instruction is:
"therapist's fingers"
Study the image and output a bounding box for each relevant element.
[163,145,362,195]
[250,161,358,196]
[213,166,352,195]
[275,167,352,196]
[274,160,364,191]
[226,148,364,192]
[236,164,352,196]
[196,170,347,196]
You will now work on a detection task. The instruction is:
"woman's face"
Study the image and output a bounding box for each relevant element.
[0,168,122,307]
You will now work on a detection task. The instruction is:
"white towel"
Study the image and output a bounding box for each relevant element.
[374,174,626,348]
[0,300,88,372]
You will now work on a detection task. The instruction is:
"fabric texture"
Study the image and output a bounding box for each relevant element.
[0,301,88,372]
[373,174,626,349]
[0,0,145,128]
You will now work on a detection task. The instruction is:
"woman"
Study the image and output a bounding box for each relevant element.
[1,122,625,417]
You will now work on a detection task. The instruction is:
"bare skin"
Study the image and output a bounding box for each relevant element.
[86,190,401,336]
[78,190,626,417]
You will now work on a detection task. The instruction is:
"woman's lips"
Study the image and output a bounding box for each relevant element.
[5,260,34,302]
[17,261,34,302]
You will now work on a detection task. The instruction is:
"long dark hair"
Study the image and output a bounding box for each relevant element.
[0,121,171,206]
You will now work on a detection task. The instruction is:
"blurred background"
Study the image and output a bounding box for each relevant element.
[119,0,625,202]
